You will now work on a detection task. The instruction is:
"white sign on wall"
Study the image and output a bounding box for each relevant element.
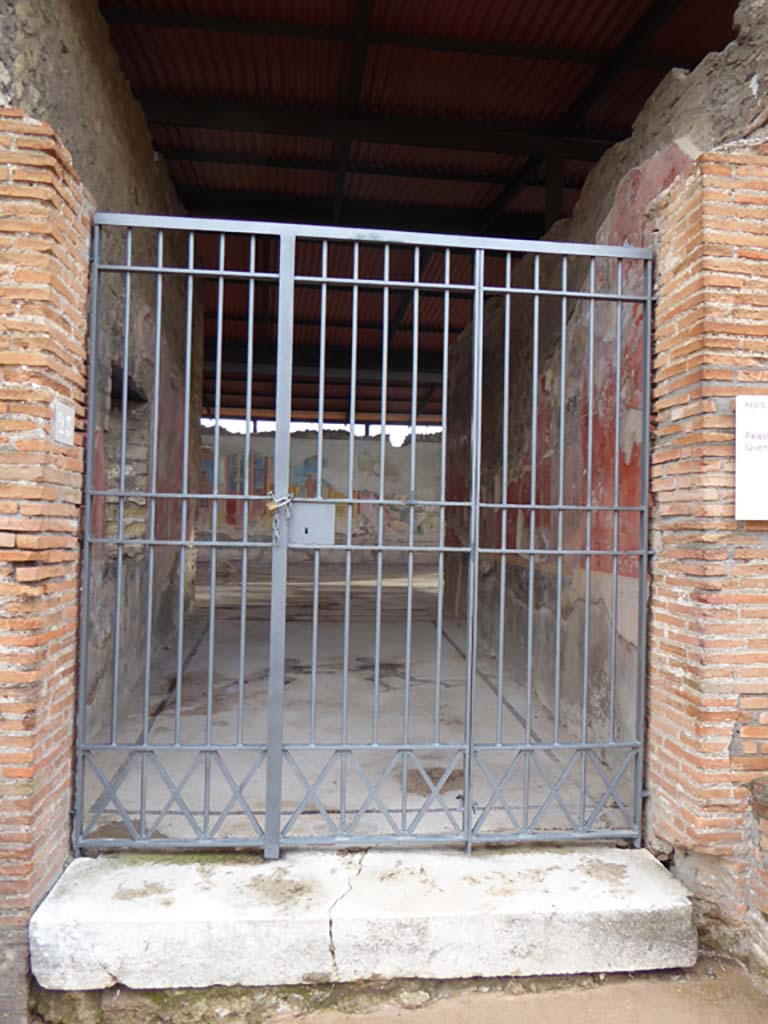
[51,397,75,447]
[735,395,768,520]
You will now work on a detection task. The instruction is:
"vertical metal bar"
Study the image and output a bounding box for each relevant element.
[342,247,359,744]
[404,247,419,746]
[580,256,596,829]
[142,230,163,740]
[73,221,101,851]
[525,256,540,745]
[237,235,257,746]
[434,249,450,745]
[340,243,359,833]
[402,246,420,830]
[310,240,328,746]
[174,231,195,747]
[522,255,541,834]
[464,248,485,851]
[140,229,164,836]
[373,244,390,746]
[264,232,297,859]
[111,227,132,745]
[309,545,320,746]
[553,256,567,746]
[608,259,623,743]
[342,246,360,745]
[207,234,225,750]
[496,253,511,745]
[633,258,653,846]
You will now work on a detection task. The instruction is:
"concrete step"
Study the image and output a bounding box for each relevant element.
[30,847,697,990]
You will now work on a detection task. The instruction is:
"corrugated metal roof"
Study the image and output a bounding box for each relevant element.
[152,126,335,161]
[346,173,498,210]
[360,47,597,124]
[374,0,637,52]
[121,0,354,27]
[112,25,346,104]
[352,142,526,177]
[104,0,737,235]
[101,0,738,418]
[171,160,334,196]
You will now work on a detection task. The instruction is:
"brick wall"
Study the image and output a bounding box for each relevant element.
[648,143,768,967]
[0,109,93,1024]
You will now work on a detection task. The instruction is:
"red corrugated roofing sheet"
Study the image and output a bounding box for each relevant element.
[374,0,640,52]
[104,0,739,229]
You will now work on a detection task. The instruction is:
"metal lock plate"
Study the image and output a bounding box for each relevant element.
[287,502,336,547]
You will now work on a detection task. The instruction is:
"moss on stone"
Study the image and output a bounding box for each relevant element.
[104,851,258,867]
[29,973,625,1024]
[113,881,173,901]
[28,988,103,1024]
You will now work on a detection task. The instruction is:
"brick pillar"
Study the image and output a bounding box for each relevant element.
[648,142,768,953]
[0,110,93,1024]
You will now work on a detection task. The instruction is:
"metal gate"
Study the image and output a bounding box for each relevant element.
[75,213,652,856]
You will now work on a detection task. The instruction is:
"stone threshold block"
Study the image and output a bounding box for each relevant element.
[30,847,697,990]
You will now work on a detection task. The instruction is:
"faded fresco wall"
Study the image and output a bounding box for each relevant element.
[86,239,204,736]
[446,252,646,745]
[444,11,768,746]
[198,429,441,560]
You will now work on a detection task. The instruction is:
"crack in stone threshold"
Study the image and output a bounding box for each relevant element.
[327,852,367,977]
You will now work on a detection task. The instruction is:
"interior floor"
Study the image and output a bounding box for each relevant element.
[81,560,635,845]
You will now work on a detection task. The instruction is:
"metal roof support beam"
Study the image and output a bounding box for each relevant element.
[203,349,444,385]
[179,187,544,236]
[333,0,374,222]
[545,153,565,230]
[416,383,437,416]
[142,99,617,162]
[205,312,461,337]
[161,147,589,189]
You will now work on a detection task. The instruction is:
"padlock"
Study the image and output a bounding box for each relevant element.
[265,493,292,512]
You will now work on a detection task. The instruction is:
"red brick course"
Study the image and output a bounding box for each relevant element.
[0,108,93,1024]
[648,144,768,943]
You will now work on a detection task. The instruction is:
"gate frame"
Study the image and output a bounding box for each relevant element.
[75,212,652,857]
